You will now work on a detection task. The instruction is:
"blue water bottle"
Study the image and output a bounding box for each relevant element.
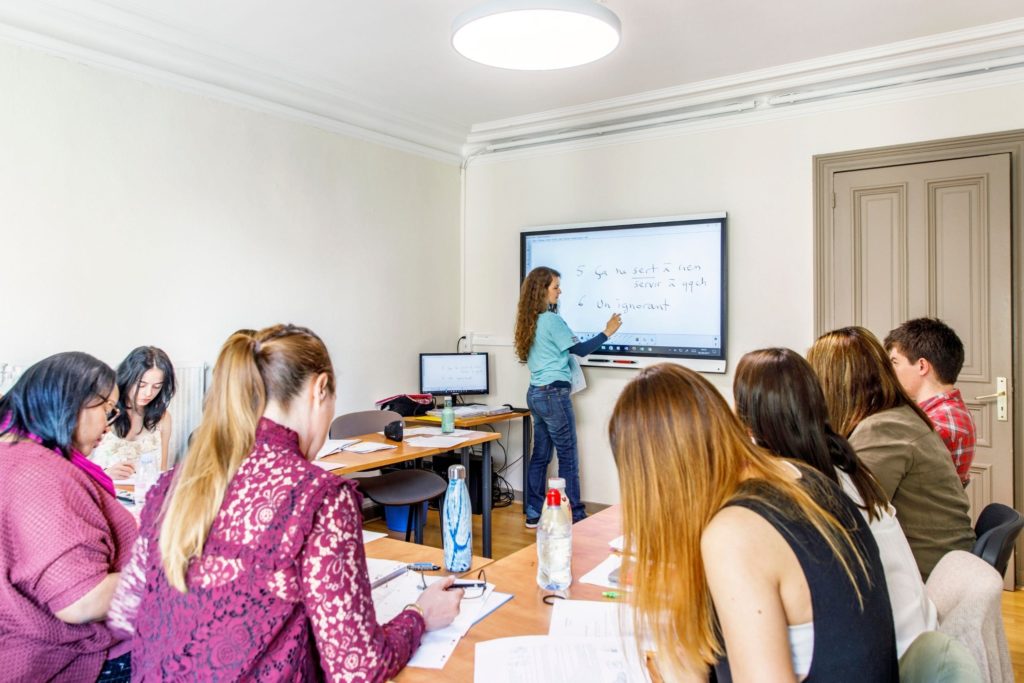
[442,464,473,572]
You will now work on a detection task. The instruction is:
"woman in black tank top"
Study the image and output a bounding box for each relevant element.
[609,364,897,682]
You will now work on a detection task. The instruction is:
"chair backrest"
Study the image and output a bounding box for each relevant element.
[899,631,982,683]
[972,503,1024,577]
[926,550,1012,682]
[330,410,402,439]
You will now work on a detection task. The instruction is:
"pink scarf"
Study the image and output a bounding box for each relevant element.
[1,414,116,497]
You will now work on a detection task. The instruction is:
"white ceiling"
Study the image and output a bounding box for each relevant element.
[3,0,1024,157]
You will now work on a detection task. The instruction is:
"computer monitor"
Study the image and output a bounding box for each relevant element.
[419,353,489,397]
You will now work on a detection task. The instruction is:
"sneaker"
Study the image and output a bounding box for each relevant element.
[525,517,539,529]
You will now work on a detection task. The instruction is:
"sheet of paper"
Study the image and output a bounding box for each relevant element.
[402,426,437,436]
[404,426,477,437]
[311,460,347,471]
[473,636,650,683]
[315,438,359,459]
[361,530,387,543]
[113,476,136,486]
[344,441,397,454]
[579,554,622,589]
[406,435,472,448]
[608,535,625,552]
[372,572,508,669]
[548,600,632,639]
[365,558,407,586]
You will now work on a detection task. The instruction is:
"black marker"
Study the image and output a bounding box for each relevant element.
[588,358,610,363]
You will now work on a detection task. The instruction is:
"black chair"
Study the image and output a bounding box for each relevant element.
[330,410,447,545]
[971,503,1024,577]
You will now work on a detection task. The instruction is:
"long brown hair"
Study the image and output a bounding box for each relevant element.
[807,326,931,438]
[734,348,889,522]
[159,324,334,592]
[609,363,867,678]
[513,266,559,362]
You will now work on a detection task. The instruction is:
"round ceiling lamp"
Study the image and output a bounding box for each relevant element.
[452,0,621,71]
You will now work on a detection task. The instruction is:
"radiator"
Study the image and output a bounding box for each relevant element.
[167,363,207,468]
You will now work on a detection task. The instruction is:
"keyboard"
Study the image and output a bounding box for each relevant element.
[426,404,512,418]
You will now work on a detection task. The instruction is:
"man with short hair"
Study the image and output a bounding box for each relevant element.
[884,318,975,486]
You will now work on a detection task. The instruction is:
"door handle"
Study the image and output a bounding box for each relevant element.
[974,377,1008,422]
[975,391,1006,400]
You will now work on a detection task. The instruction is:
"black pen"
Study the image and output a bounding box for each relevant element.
[446,579,486,590]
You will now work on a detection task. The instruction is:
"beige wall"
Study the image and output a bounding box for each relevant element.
[464,78,1024,505]
[0,42,462,412]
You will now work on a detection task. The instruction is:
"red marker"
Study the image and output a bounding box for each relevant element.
[613,360,638,364]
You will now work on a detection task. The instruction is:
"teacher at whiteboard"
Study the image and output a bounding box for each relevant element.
[514,266,623,527]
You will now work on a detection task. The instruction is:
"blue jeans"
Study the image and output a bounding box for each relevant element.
[525,384,586,522]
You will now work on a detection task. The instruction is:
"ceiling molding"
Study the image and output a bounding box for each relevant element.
[467,17,1024,149]
[467,65,1024,165]
[0,0,466,164]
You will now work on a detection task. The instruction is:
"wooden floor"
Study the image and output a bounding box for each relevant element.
[367,503,1024,678]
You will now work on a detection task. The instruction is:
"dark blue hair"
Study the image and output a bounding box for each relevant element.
[111,346,176,438]
[0,352,116,459]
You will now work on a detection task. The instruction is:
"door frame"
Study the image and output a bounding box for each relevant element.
[813,130,1024,585]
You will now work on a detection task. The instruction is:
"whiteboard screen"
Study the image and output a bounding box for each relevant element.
[521,214,726,372]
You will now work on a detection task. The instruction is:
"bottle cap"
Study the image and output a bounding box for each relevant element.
[448,464,467,480]
[548,477,566,490]
[546,488,561,507]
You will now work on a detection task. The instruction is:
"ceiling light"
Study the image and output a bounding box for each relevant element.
[452,0,621,71]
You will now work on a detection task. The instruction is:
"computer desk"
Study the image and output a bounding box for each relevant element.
[318,430,502,557]
[404,409,533,515]
[392,505,651,682]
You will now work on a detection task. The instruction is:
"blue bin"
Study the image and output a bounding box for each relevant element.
[384,502,429,533]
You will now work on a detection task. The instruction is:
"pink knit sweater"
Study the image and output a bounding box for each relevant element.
[0,438,138,682]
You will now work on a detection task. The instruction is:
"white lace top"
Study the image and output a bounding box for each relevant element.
[90,427,162,470]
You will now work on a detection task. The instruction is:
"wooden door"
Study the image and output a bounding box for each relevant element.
[829,153,1014,583]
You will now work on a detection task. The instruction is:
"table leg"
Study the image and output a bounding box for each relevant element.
[482,440,492,558]
[522,413,532,515]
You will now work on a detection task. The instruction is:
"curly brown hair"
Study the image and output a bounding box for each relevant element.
[514,267,560,362]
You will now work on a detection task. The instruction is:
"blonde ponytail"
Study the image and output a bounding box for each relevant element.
[159,331,265,592]
[158,324,334,592]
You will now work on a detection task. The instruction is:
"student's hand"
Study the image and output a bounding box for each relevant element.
[415,575,463,631]
[106,461,135,480]
[604,313,623,337]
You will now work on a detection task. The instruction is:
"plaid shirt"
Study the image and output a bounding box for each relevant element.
[919,389,975,485]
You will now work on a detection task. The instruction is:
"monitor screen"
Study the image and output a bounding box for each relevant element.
[420,353,489,396]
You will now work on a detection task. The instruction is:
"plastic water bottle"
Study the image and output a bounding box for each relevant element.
[442,464,473,572]
[441,395,455,434]
[548,476,572,520]
[537,488,572,590]
[135,451,159,509]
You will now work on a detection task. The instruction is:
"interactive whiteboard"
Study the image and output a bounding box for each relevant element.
[521,213,726,372]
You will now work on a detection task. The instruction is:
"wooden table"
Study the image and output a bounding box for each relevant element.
[406,410,533,514]
[395,505,623,682]
[320,430,502,557]
[365,537,492,576]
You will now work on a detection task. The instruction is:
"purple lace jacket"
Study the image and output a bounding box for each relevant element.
[108,418,425,681]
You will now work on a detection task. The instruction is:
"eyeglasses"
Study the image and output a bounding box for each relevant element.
[89,394,121,425]
[417,568,488,600]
